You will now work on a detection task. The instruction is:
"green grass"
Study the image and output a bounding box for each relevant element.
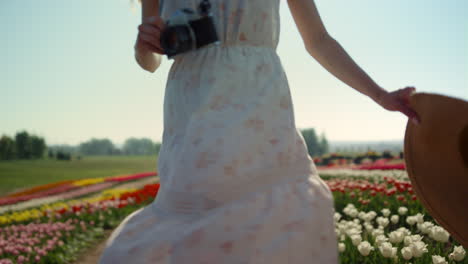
[0,155,159,196]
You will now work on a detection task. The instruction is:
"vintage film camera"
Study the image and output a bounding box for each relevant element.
[160,0,220,59]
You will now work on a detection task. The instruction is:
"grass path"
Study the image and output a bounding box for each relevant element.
[72,229,113,264]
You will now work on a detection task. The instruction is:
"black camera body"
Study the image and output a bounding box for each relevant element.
[160,1,220,59]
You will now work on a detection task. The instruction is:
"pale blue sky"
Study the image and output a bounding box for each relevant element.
[1,0,466,146]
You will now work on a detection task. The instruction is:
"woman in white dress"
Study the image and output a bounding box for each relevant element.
[99,0,420,263]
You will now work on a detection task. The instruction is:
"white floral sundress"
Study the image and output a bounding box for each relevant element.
[99,0,339,263]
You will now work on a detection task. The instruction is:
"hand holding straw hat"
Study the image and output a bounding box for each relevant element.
[403,92,468,248]
[376,86,422,126]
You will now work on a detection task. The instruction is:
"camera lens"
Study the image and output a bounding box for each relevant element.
[160,26,194,57]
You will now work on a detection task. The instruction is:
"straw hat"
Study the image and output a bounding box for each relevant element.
[404,92,468,248]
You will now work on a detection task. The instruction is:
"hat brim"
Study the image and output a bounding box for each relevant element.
[404,92,468,248]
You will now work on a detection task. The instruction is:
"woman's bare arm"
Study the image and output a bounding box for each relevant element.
[134,0,162,73]
[287,0,387,103]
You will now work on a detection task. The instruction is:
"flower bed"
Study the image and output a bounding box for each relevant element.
[104,172,157,182]
[0,182,160,227]
[324,174,467,263]
[355,163,406,170]
[0,183,160,263]
[4,180,75,198]
[0,184,78,207]
[1,170,466,263]
[0,172,158,208]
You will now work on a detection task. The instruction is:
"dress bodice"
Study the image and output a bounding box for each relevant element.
[159,0,281,50]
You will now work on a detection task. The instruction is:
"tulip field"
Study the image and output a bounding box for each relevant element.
[0,172,161,264]
[320,169,467,264]
[0,166,466,263]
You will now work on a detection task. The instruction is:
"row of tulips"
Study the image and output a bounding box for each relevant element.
[104,172,157,182]
[324,173,467,263]
[318,168,409,181]
[0,183,161,263]
[0,182,159,226]
[355,164,406,170]
[0,172,157,207]
[0,185,79,207]
[4,181,75,198]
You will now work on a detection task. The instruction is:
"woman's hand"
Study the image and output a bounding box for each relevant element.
[376,86,422,125]
[135,16,166,55]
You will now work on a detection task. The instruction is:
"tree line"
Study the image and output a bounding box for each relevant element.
[0,131,46,160]
[1,128,329,160]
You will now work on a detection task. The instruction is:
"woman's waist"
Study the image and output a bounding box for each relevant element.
[171,43,278,62]
[168,43,282,77]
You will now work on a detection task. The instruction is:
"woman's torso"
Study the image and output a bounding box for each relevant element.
[159,0,281,53]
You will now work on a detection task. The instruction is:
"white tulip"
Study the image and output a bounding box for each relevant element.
[357,241,374,256]
[388,230,405,244]
[366,211,377,221]
[376,216,389,228]
[374,235,388,247]
[343,204,359,218]
[432,255,448,264]
[338,242,346,253]
[401,246,413,260]
[406,216,417,226]
[404,236,412,246]
[390,215,399,224]
[345,227,361,237]
[340,234,346,241]
[379,242,397,258]
[404,234,423,246]
[349,209,359,218]
[448,245,466,261]
[358,211,366,220]
[338,222,348,233]
[351,234,362,246]
[334,212,342,222]
[430,226,450,243]
[398,206,408,215]
[410,241,428,258]
[372,228,385,238]
[414,213,425,224]
[381,208,391,217]
[364,223,374,233]
[418,221,435,234]
[396,227,411,236]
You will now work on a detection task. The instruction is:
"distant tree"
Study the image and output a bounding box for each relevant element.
[300,128,320,157]
[154,142,162,155]
[123,138,155,155]
[15,131,32,159]
[48,150,54,159]
[318,132,329,156]
[382,150,393,159]
[30,135,46,159]
[48,144,79,155]
[56,151,71,161]
[79,138,118,156]
[0,135,16,160]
